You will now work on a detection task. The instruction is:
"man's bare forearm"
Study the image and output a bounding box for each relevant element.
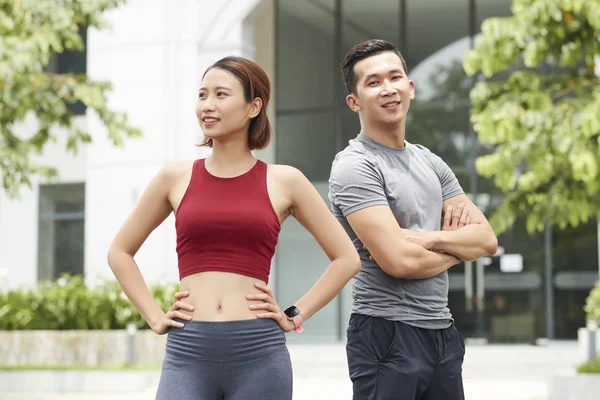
[424,224,498,261]
[380,240,461,279]
[402,245,462,279]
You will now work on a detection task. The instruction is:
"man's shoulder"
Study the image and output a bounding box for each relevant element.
[406,141,448,168]
[334,138,370,159]
[407,141,434,157]
[331,139,378,173]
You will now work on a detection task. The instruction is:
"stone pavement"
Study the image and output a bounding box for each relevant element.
[0,342,582,400]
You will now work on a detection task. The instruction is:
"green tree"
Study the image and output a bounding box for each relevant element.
[463,0,600,235]
[0,0,142,198]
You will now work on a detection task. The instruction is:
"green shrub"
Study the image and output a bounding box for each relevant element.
[577,356,600,374]
[584,281,600,325]
[0,274,179,330]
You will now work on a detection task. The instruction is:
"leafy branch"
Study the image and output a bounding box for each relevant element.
[0,0,142,197]
[464,0,600,235]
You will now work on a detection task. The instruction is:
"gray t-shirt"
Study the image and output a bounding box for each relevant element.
[328,133,464,329]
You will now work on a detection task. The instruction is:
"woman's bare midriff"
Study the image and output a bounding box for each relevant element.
[178,271,267,321]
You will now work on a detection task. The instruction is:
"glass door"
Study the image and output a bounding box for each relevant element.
[450,250,545,343]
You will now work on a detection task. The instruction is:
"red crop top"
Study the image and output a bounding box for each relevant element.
[175,159,281,283]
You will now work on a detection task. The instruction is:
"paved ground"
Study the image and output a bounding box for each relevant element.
[0,342,583,400]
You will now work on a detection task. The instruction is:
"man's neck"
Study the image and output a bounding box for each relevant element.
[360,119,406,149]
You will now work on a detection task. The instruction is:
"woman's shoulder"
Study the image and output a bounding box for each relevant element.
[154,160,196,186]
[266,164,313,197]
[266,163,307,183]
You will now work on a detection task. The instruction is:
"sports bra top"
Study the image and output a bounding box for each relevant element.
[175,159,281,283]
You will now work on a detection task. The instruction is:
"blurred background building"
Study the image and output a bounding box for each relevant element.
[0,0,598,345]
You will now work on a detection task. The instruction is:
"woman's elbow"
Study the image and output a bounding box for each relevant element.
[107,247,119,271]
[345,253,361,276]
[107,245,131,272]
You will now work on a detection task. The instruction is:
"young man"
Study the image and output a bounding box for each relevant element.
[329,39,498,400]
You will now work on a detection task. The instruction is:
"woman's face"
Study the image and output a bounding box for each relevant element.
[196,68,259,143]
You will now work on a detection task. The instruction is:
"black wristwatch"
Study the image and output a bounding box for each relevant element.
[283,305,304,333]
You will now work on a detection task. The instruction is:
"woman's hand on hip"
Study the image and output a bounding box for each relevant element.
[150,291,194,335]
[247,283,295,333]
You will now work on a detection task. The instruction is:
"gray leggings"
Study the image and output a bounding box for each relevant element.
[155,318,292,400]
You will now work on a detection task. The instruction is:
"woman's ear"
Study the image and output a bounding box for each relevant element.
[249,98,263,118]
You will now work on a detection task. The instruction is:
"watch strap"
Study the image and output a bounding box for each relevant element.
[291,314,304,333]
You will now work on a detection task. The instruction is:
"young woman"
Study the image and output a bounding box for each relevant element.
[107,56,361,400]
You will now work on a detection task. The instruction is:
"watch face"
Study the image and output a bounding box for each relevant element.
[284,305,300,319]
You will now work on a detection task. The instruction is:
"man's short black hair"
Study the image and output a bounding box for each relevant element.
[341,39,408,95]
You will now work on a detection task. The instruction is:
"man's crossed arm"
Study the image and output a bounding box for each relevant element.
[401,194,498,262]
[350,194,498,280]
[347,205,463,280]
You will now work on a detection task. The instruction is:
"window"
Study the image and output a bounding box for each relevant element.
[46,26,88,116]
[38,183,85,281]
[274,0,589,343]
[276,0,337,182]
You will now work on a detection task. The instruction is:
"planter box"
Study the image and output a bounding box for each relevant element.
[577,328,600,362]
[548,374,600,400]
[0,330,166,367]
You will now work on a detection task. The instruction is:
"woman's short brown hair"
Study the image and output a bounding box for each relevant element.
[198,56,272,150]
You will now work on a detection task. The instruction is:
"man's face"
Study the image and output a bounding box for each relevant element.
[346,52,415,126]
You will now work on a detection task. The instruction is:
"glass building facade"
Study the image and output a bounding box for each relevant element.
[272,0,599,343]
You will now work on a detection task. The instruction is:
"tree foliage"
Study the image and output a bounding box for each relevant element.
[463,0,600,235]
[0,0,142,197]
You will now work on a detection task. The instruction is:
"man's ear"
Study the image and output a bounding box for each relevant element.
[409,80,415,100]
[346,94,361,113]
